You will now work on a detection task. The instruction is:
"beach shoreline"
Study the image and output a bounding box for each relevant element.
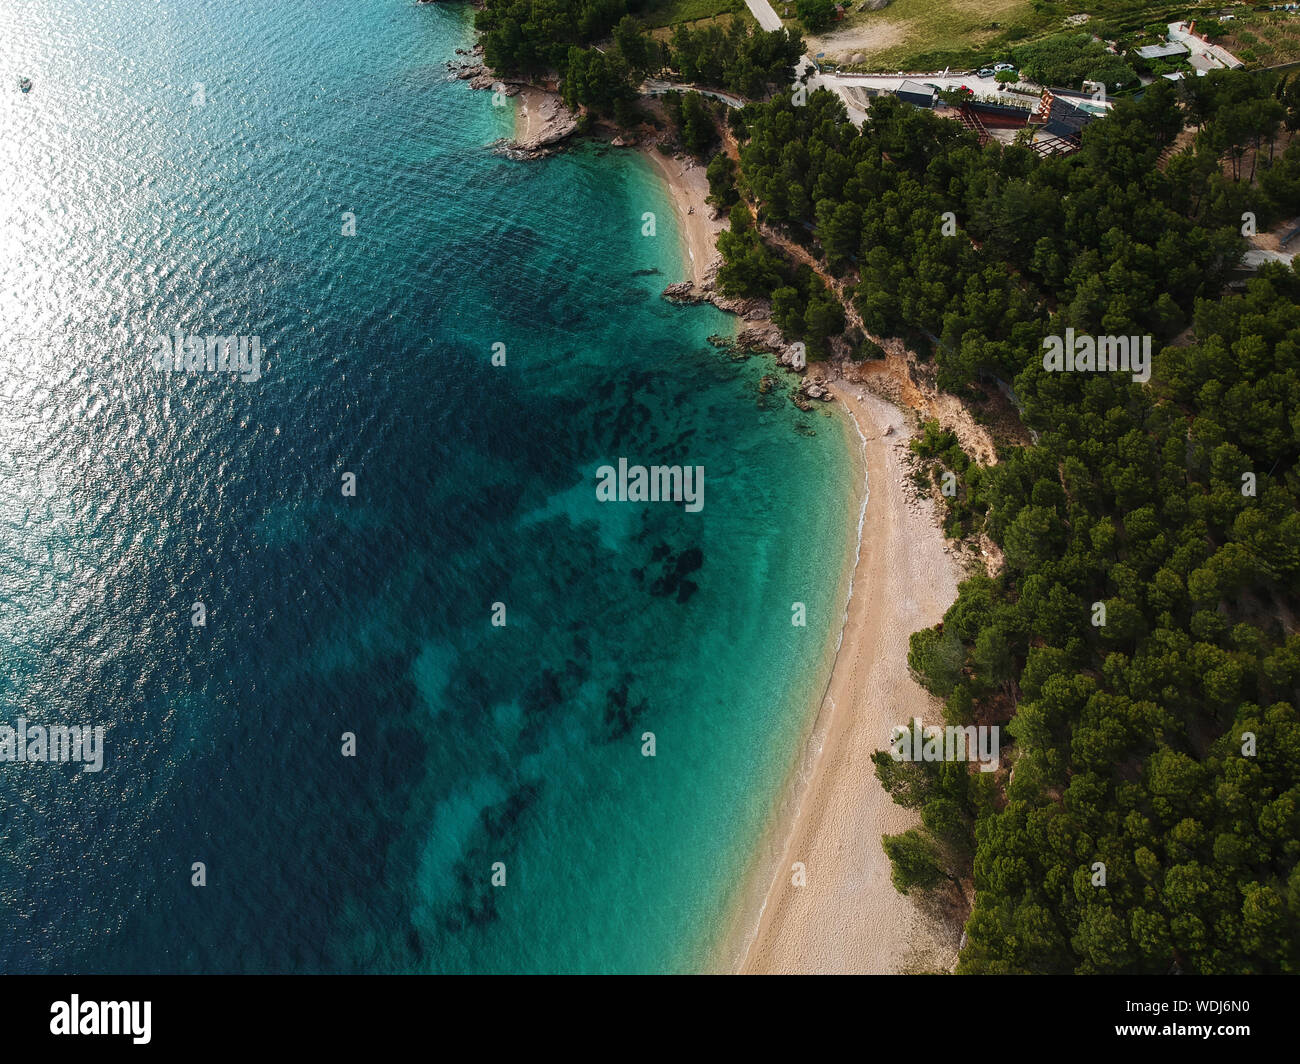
[702,387,868,973]
[631,125,969,973]
[725,381,965,972]
[641,146,725,290]
[512,86,548,147]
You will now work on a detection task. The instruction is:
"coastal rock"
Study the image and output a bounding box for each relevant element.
[735,323,784,353]
[662,281,708,304]
[776,342,807,368]
[512,93,579,153]
[711,294,772,319]
[803,378,834,402]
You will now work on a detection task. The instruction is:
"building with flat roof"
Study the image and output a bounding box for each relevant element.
[893,80,937,108]
[1136,41,1189,60]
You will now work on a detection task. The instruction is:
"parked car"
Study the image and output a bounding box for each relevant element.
[977,67,994,77]
[993,63,1015,73]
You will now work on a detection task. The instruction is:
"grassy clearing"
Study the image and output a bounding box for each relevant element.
[810,0,1234,72]
[638,0,748,29]
[635,0,1298,72]
[810,0,1028,70]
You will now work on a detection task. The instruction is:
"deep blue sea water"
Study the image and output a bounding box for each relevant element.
[0,0,855,972]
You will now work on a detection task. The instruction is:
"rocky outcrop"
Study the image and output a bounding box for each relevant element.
[448,43,489,84]
[801,375,835,402]
[736,322,782,352]
[735,323,811,373]
[662,280,772,321]
[712,293,772,320]
[662,281,707,304]
[447,45,579,160]
[664,277,812,389]
[512,92,579,154]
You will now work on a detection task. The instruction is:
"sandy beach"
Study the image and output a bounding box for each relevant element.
[512,86,551,146]
[643,147,725,289]
[715,382,965,974]
[639,139,968,973]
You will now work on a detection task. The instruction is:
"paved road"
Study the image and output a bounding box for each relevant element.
[663,5,1095,133]
[643,79,745,108]
[803,70,1115,127]
[819,71,1035,98]
[744,0,784,32]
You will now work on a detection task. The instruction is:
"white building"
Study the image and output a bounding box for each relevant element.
[1136,41,1189,60]
[1167,21,1245,70]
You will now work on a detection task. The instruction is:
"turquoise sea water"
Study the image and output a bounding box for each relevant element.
[0,0,855,972]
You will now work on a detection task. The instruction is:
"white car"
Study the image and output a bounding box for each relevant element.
[993,63,1015,73]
